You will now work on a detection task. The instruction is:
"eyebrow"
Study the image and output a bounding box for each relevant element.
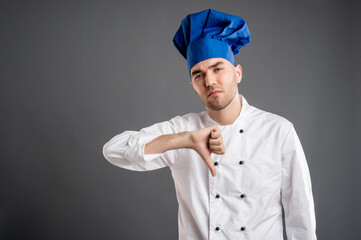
[191,61,225,77]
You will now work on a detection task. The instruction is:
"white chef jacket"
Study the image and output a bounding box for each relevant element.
[103,94,317,240]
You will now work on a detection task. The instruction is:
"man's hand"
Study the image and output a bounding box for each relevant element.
[190,126,225,177]
[144,126,225,177]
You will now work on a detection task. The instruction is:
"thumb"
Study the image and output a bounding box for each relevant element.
[199,151,216,177]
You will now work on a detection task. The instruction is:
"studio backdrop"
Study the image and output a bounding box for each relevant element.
[1,0,360,239]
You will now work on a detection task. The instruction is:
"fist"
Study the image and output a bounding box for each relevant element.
[209,127,225,155]
[190,126,225,177]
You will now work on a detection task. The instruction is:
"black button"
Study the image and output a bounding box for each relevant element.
[239,161,244,165]
[216,194,220,199]
[240,194,246,199]
[214,161,218,166]
[240,226,246,231]
[239,129,244,133]
[215,227,220,231]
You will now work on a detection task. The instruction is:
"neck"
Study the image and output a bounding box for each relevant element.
[207,93,242,126]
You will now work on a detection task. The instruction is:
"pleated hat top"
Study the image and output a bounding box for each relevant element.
[173,9,251,73]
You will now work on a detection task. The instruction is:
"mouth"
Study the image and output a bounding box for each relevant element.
[208,91,222,97]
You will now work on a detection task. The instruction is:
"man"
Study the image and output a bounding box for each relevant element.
[103,9,317,240]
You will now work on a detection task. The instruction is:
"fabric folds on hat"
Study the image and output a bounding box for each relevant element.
[173,9,251,73]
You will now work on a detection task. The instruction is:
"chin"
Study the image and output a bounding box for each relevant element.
[197,94,225,110]
[206,102,226,111]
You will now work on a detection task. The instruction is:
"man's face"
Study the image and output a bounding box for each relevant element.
[190,58,242,111]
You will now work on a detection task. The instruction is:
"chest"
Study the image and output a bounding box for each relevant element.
[172,122,284,192]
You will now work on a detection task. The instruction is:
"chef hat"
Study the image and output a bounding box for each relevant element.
[173,9,251,73]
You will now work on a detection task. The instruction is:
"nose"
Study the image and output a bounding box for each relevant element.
[205,73,216,87]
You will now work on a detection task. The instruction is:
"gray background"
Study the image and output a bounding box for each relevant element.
[1,0,360,239]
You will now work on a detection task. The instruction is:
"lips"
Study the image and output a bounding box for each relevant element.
[208,91,222,97]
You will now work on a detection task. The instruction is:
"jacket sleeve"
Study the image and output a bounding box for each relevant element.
[281,124,317,240]
[102,115,184,171]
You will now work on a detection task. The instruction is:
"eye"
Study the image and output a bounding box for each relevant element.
[215,68,222,72]
[194,74,203,80]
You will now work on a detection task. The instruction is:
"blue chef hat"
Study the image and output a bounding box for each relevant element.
[173,9,251,73]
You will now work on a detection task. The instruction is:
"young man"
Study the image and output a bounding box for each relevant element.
[103,9,317,240]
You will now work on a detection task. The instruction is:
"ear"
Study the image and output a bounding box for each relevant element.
[234,64,242,84]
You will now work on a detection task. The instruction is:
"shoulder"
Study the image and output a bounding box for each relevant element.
[167,112,204,131]
[181,112,204,122]
[246,104,293,132]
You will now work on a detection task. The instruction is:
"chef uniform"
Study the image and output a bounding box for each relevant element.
[103,9,317,240]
